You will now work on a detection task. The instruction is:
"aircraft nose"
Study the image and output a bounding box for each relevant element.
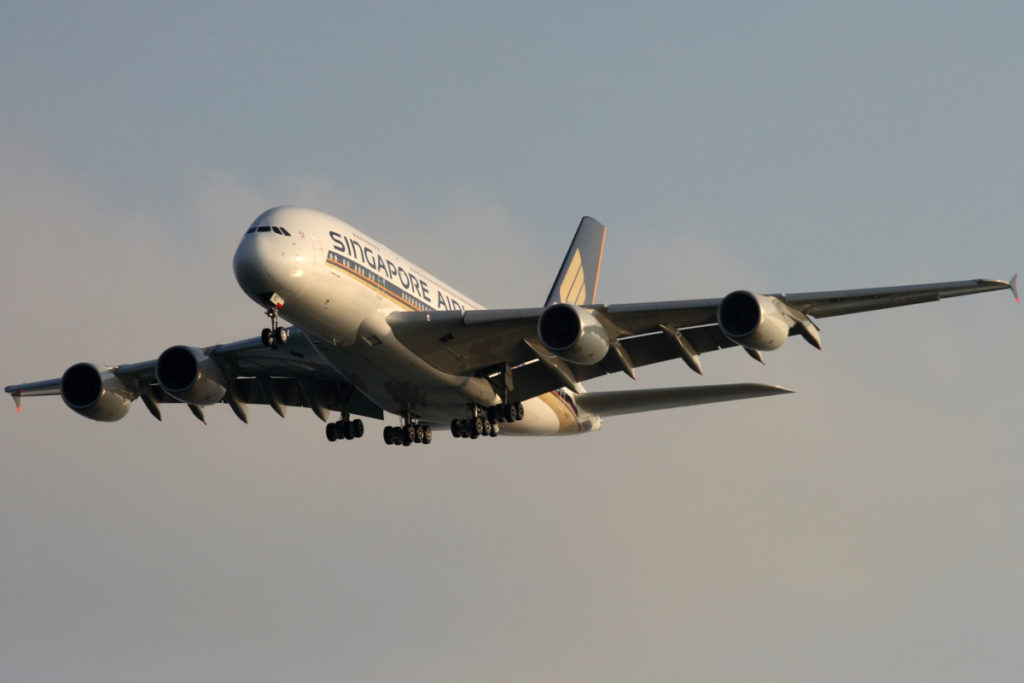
[233,234,284,296]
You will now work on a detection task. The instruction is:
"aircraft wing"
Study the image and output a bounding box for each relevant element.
[5,329,383,421]
[575,383,793,418]
[388,275,1017,402]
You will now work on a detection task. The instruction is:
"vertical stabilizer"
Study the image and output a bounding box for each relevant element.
[544,216,607,307]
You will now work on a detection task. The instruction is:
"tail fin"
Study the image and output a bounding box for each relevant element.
[544,216,607,307]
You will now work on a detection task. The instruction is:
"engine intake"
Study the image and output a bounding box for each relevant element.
[718,290,793,351]
[61,363,133,422]
[156,346,227,405]
[537,303,610,365]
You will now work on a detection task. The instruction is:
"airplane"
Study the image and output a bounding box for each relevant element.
[6,206,1019,446]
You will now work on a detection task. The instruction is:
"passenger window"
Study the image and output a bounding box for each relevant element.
[257,226,271,232]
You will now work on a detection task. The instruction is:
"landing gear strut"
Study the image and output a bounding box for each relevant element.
[450,401,524,440]
[260,305,288,348]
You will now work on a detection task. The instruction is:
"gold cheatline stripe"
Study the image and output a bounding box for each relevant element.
[327,258,421,312]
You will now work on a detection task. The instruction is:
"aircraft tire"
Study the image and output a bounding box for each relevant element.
[261,328,274,347]
[383,426,394,445]
[514,402,525,421]
[451,419,461,437]
[490,422,500,437]
[274,327,289,345]
[353,419,364,438]
[422,425,432,444]
[326,423,338,442]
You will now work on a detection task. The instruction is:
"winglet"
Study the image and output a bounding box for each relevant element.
[1011,273,1019,303]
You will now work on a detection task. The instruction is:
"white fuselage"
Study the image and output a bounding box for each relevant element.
[231,206,597,435]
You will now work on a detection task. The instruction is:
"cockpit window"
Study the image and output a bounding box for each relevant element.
[249,225,292,236]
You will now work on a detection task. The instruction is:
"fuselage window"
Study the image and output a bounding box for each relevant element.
[257,225,272,233]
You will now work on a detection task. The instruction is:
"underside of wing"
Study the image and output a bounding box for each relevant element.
[574,383,793,418]
[777,276,1018,318]
[5,328,383,423]
[387,275,1016,404]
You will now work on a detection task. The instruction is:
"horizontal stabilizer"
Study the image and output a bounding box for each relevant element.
[574,383,792,418]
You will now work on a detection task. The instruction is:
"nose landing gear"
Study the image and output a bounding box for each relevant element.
[260,300,289,348]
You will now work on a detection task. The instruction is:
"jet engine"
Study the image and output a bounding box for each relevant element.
[537,303,611,365]
[61,362,133,422]
[717,290,793,351]
[156,346,228,405]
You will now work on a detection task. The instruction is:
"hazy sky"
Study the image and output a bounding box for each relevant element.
[2,3,1023,681]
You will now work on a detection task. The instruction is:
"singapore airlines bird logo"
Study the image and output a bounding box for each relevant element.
[559,249,587,305]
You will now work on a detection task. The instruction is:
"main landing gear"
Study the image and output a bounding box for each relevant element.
[260,305,288,348]
[383,423,433,446]
[383,409,432,446]
[450,402,524,440]
[325,415,365,442]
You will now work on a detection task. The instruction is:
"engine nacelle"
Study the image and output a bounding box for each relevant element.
[61,363,133,422]
[156,346,227,405]
[536,303,611,365]
[717,290,793,351]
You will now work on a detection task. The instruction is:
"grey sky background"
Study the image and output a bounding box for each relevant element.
[2,2,1023,681]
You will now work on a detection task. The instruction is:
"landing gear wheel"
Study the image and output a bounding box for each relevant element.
[472,417,484,437]
[383,426,394,445]
[451,419,461,437]
[352,419,364,438]
[503,404,515,422]
[326,423,338,442]
[415,425,425,443]
[422,425,432,444]
[514,402,525,421]
[490,422,500,437]
[274,327,289,345]
[261,328,274,347]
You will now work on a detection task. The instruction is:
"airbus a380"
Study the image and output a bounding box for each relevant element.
[7,207,1019,446]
